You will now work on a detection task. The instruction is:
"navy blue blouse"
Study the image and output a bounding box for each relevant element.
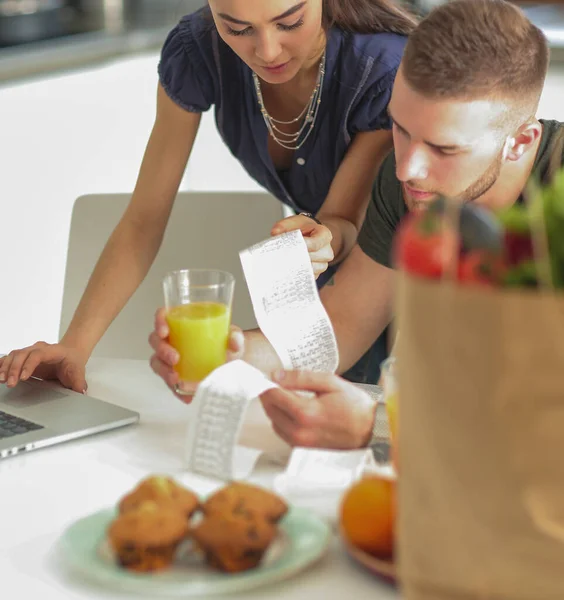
[158,8,407,216]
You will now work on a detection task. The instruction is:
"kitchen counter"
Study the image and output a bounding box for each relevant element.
[0,0,207,83]
[1,2,564,84]
[1,53,563,354]
[0,26,170,83]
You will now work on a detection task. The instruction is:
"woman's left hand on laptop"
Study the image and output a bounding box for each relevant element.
[0,344,88,393]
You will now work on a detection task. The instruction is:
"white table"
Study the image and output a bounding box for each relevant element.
[0,358,397,600]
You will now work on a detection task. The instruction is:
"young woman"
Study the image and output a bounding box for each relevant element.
[0,0,416,391]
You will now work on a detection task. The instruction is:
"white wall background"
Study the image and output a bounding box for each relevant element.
[0,52,262,354]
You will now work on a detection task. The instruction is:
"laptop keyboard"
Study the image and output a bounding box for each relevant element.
[0,410,43,438]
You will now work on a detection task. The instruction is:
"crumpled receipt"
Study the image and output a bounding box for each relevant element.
[184,360,278,481]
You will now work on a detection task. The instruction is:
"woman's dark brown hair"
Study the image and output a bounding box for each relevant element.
[323,0,418,36]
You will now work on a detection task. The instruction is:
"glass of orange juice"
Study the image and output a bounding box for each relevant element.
[380,357,398,465]
[163,269,235,387]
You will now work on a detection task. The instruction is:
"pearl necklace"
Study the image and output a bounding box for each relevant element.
[253,51,326,151]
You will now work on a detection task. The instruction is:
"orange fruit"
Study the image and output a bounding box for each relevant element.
[340,475,396,559]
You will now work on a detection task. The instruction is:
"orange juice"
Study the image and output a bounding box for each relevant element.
[386,392,398,443]
[386,392,398,471]
[166,302,230,381]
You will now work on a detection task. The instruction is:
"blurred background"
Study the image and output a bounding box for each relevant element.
[0,0,563,82]
[0,0,206,81]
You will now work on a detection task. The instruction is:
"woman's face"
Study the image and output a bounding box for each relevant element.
[208,0,324,84]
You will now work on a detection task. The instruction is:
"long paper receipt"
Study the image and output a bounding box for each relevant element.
[239,230,339,372]
[185,230,340,480]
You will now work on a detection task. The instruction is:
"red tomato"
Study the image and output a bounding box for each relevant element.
[457,251,505,287]
[394,212,459,279]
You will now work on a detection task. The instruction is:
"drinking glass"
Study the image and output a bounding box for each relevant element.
[162,269,235,383]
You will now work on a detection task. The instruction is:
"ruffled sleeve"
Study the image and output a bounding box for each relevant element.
[348,67,396,134]
[157,15,216,113]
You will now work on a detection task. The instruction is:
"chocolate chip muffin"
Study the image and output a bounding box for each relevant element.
[202,482,288,524]
[118,475,199,521]
[107,501,190,572]
[192,513,278,573]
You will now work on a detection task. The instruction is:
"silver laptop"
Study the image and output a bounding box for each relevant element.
[0,376,139,459]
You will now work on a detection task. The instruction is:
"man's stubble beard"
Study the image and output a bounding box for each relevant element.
[403,145,505,211]
[456,145,505,204]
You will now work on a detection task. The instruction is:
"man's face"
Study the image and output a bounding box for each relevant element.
[389,69,510,211]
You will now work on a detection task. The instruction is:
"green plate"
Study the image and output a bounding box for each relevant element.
[57,507,331,596]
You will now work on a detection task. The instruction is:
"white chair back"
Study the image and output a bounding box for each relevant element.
[60,192,285,359]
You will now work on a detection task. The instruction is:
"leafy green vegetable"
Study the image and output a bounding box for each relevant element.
[496,165,564,289]
[502,260,539,288]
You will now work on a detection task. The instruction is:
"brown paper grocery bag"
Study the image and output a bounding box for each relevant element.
[396,273,564,600]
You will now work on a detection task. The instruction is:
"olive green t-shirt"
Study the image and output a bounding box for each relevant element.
[358,119,564,268]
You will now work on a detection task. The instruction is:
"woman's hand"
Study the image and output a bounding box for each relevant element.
[148,308,245,403]
[271,214,334,278]
[0,343,88,393]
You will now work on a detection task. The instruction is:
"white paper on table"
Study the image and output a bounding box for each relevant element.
[239,230,339,373]
[184,360,278,481]
[271,448,373,525]
[276,447,377,495]
[272,446,395,524]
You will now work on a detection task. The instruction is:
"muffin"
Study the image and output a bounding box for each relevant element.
[107,501,190,572]
[192,513,278,573]
[202,482,288,524]
[118,475,199,520]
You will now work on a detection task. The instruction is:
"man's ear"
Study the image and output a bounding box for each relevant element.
[503,121,543,162]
